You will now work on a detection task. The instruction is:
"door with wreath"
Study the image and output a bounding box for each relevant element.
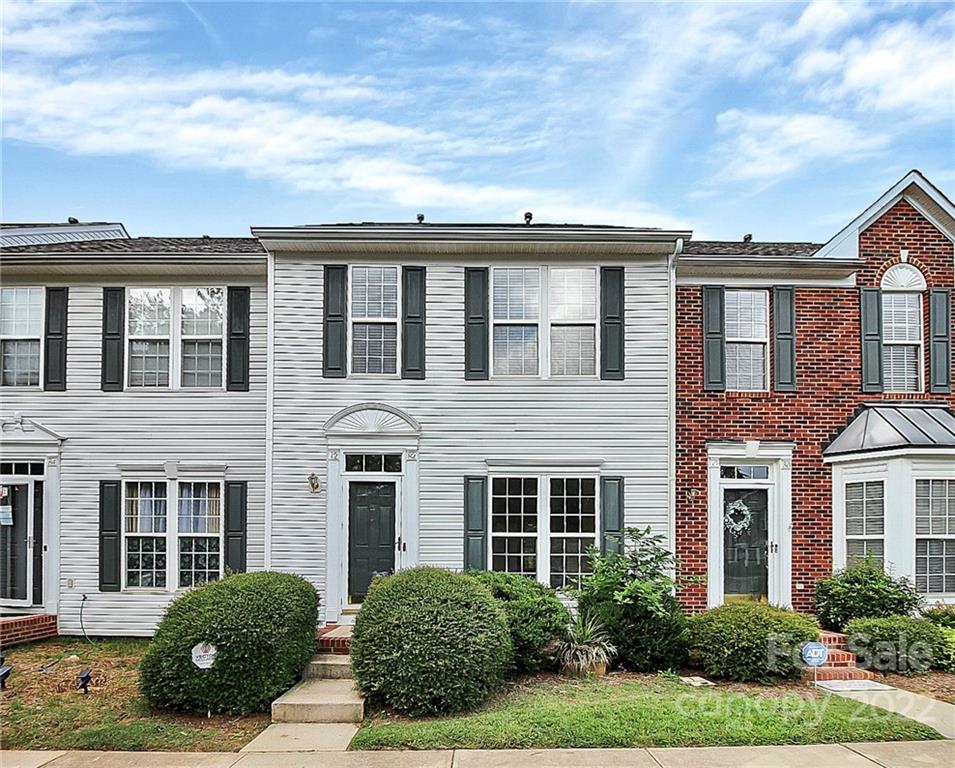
[722,488,769,603]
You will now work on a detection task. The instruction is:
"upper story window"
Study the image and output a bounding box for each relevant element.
[349,266,399,375]
[491,267,598,378]
[725,289,768,391]
[127,287,224,389]
[0,287,43,387]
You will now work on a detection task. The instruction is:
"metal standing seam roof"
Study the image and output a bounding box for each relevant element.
[824,404,955,456]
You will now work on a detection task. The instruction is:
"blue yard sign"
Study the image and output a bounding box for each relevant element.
[802,641,828,667]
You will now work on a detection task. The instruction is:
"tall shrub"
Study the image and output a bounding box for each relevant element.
[467,571,570,673]
[351,567,512,716]
[576,527,688,672]
[814,558,921,631]
[139,572,318,714]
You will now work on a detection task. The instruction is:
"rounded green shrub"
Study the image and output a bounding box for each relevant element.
[922,603,955,629]
[845,616,947,674]
[351,567,512,716]
[813,559,922,631]
[467,571,570,673]
[139,571,319,714]
[937,627,955,673]
[690,603,819,682]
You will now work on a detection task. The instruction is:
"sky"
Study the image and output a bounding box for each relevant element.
[1,0,953,241]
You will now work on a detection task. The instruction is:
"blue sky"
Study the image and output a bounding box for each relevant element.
[2,1,953,241]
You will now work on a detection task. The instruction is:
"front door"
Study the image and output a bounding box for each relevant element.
[348,482,396,602]
[722,487,770,602]
[0,483,32,604]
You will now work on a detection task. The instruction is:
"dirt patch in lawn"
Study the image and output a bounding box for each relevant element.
[879,671,955,705]
[0,637,269,752]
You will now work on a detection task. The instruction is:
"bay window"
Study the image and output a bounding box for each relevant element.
[915,479,955,595]
[0,287,43,387]
[349,266,399,375]
[490,474,599,588]
[882,292,922,392]
[725,289,768,391]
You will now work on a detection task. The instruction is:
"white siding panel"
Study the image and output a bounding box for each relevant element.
[1,276,267,636]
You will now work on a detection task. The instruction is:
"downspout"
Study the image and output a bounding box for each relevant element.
[264,247,275,570]
[667,238,683,564]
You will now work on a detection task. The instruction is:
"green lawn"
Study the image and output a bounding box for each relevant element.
[351,674,942,750]
[0,637,269,751]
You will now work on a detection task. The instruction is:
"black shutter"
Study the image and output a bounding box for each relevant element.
[600,267,625,380]
[99,480,121,592]
[463,476,487,570]
[773,286,796,392]
[702,286,726,391]
[601,477,624,555]
[464,268,489,380]
[224,481,247,573]
[401,266,426,379]
[930,288,952,394]
[44,287,68,391]
[101,287,125,391]
[323,266,348,378]
[860,287,883,393]
[226,287,250,391]
[33,481,43,605]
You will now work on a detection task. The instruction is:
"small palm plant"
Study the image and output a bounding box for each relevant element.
[557,612,616,676]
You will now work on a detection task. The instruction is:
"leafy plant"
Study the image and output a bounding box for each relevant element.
[576,527,688,672]
[351,567,512,716]
[139,572,318,714]
[689,603,819,682]
[814,558,922,631]
[556,612,616,675]
[845,615,947,674]
[922,603,955,629]
[467,571,570,673]
[937,627,955,673]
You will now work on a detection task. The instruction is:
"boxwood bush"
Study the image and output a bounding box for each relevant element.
[690,603,819,682]
[467,571,570,673]
[813,559,921,631]
[139,571,318,714]
[845,616,947,674]
[351,567,512,716]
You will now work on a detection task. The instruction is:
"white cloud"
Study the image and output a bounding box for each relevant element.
[712,110,890,182]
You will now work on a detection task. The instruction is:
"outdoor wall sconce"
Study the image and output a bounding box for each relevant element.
[307,473,322,494]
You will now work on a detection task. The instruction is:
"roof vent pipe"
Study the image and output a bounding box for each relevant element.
[416,213,425,223]
[524,211,533,225]
[68,217,79,224]
[743,233,752,243]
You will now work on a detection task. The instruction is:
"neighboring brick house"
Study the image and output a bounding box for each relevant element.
[675,171,955,613]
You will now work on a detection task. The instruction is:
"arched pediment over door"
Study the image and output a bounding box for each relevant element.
[323,403,420,437]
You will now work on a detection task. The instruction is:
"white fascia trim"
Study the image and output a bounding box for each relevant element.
[824,447,955,464]
[264,248,275,569]
[677,275,857,288]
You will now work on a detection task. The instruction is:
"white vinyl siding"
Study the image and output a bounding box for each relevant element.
[845,480,884,567]
[882,293,922,393]
[0,287,44,387]
[349,266,399,375]
[725,289,768,391]
[916,479,955,594]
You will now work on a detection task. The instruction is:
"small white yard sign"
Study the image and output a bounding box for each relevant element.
[191,642,217,669]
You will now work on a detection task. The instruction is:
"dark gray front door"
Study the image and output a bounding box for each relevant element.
[723,488,769,602]
[348,482,396,602]
[0,484,29,602]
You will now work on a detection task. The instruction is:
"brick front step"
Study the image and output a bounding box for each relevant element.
[317,624,352,655]
[819,649,855,665]
[0,614,58,647]
[802,666,875,681]
[819,631,848,650]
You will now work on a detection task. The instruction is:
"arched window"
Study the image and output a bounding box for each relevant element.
[880,263,927,393]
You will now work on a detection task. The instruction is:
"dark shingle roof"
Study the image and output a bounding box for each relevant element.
[1,221,122,229]
[683,241,822,257]
[824,404,955,456]
[1,237,265,255]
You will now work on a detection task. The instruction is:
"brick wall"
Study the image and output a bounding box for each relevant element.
[0,614,58,648]
[676,200,955,613]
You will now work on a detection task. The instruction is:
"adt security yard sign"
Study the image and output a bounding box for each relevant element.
[802,641,828,685]
[191,642,217,670]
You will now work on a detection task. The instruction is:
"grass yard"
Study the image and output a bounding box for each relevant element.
[0,637,269,752]
[351,673,943,750]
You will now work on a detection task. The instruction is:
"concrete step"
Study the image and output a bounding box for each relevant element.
[271,678,364,723]
[803,666,875,681]
[306,654,353,679]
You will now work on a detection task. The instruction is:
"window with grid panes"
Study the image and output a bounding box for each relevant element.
[124,481,168,588]
[725,289,768,391]
[490,477,538,576]
[0,287,43,387]
[882,293,922,392]
[548,477,597,588]
[350,266,399,375]
[177,482,222,587]
[845,481,884,567]
[180,288,224,387]
[128,289,171,387]
[915,479,955,594]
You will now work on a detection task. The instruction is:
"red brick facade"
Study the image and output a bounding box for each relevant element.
[676,200,955,613]
[0,614,58,648]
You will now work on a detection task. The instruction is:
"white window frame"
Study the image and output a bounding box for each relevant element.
[0,286,45,389]
[125,286,226,391]
[844,479,885,567]
[881,291,924,394]
[724,288,769,392]
[489,266,600,380]
[487,471,601,590]
[347,264,401,378]
[914,476,955,597]
[121,478,224,592]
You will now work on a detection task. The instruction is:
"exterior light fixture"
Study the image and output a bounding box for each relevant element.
[78,668,92,694]
[308,473,322,493]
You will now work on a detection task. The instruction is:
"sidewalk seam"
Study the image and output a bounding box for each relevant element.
[840,742,891,767]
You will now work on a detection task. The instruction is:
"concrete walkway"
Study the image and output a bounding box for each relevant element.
[826,686,955,739]
[3,741,954,768]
